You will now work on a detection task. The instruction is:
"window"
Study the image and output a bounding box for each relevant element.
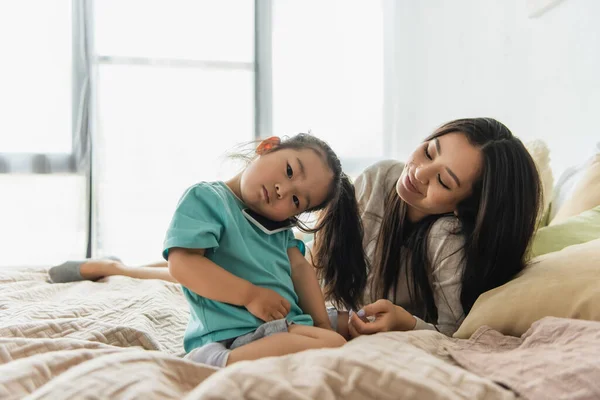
[93,0,255,263]
[0,1,385,267]
[0,1,86,268]
[272,0,385,176]
[0,1,72,153]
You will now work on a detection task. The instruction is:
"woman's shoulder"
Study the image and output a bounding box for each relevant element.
[356,160,405,183]
[429,215,462,236]
[354,160,404,202]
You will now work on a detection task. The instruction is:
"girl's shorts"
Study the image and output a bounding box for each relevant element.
[220,318,289,350]
[220,308,340,350]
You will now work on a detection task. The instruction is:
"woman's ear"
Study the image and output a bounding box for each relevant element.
[256,136,281,155]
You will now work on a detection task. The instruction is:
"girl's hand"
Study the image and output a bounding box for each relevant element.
[244,285,291,322]
[348,299,417,338]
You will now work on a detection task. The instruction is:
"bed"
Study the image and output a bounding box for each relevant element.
[2,266,599,400]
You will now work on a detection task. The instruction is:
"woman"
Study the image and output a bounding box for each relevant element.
[50,118,542,339]
[314,117,541,338]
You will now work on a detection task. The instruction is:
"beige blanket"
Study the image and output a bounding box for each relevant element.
[1,268,516,399]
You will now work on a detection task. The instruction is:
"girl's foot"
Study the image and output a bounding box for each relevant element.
[48,256,124,283]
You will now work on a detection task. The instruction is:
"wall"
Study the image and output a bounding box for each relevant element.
[386,0,599,176]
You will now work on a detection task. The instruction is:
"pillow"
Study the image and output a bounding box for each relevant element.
[550,153,600,225]
[454,238,600,338]
[527,153,600,259]
[524,139,554,225]
[529,205,600,259]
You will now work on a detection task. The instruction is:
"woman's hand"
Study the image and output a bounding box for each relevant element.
[348,299,417,338]
[244,285,291,322]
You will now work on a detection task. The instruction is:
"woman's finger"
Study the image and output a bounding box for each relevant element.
[359,299,393,317]
[348,319,360,339]
[350,313,386,335]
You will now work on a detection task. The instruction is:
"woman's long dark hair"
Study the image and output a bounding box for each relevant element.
[264,134,368,311]
[370,118,542,322]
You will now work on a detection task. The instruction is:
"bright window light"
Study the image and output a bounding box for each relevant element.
[0,1,72,153]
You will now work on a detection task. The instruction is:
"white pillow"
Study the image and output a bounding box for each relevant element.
[524,140,553,221]
[551,142,600,221]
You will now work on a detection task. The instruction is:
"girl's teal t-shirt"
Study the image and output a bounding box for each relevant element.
[163,181,312,352]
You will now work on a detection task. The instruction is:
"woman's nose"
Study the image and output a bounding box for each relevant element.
[414,166,429,185]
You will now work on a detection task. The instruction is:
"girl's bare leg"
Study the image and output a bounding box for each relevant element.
[226,324,345,365]
[79,259,176,283]
[138,261,169,268]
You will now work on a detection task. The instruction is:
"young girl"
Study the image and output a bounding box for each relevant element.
[51,133,369,367]
[315,118,544,338]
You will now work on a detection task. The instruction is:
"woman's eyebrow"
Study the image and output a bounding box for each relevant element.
[446,168,461,187]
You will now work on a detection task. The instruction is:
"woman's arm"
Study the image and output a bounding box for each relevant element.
[288,246,332,329]
[168,247,291,321]
[425,217,466,336]
[349,217,466,337]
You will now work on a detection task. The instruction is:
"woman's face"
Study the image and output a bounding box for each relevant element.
[396,132,483,222]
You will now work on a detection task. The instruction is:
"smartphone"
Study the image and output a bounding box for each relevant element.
[242,208,295,235]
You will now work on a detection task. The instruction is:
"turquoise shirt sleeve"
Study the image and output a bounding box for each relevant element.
[163,183,225,259]
[286,229,305,256]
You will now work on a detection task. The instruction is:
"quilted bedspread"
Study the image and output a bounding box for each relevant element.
[0,268,515,399]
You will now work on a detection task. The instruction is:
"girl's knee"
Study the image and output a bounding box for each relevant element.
[288,324,346,348]
[331,331,347,347]
[318,327,346,348]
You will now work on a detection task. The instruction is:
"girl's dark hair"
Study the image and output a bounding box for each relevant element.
[265,133,368,311]
[370,118,542,322]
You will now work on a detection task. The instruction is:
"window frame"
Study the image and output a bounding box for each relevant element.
[0,0,88,174]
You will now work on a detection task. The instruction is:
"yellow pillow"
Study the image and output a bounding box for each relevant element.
[529,206,600,259]
[454,238,600,338]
